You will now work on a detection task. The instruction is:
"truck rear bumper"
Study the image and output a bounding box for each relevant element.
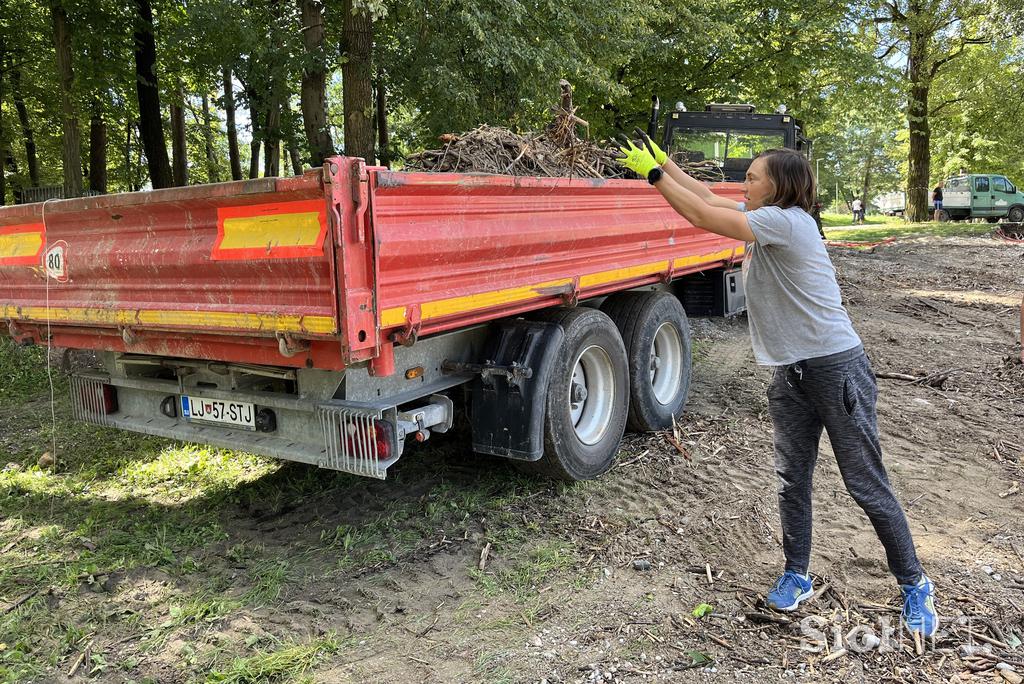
[70,374,400,479]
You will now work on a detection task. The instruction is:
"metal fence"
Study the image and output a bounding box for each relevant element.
[20,185,105,204]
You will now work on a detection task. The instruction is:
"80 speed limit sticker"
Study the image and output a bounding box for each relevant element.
[43,241,69,283]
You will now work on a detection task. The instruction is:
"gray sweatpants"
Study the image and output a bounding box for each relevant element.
[767,347,923,585]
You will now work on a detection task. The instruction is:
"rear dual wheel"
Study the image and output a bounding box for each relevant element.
[602,291,693,432]
[521,307,629,481]
[522,292,693,481]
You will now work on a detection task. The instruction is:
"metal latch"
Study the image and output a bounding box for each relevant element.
[442,360,533,384]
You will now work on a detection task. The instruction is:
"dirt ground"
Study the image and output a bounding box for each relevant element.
[2,233,1023,683]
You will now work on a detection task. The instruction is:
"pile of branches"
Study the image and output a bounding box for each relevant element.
[403,123,628,179]
[404,79,724,183]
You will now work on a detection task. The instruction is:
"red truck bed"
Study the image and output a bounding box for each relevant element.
[0,157,744,373]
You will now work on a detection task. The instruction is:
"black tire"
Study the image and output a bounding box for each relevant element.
[601,291,692,432]
[1008,206,1024,223]
[520,307,629,481]
[936,209,949,222]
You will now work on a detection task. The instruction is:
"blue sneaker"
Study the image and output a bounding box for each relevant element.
[767,570,814,611]
[901,575,938,637]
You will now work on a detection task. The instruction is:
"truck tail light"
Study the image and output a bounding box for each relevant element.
[100,384,119,414]
[345,419,394,461]
[317,406,400,478]
[70,377,118,426]
[79,382,118,414]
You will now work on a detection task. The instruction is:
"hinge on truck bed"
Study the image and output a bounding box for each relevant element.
[389,307,421,348]
[560,277,581,307]
[276,332,311,358]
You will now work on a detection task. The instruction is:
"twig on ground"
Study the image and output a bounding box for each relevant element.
[2,589,38,615]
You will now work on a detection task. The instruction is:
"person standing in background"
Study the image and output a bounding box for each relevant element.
[932,183,944,222]
[851,197,863,224]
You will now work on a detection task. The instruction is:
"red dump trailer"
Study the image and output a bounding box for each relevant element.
[0,157,745,480]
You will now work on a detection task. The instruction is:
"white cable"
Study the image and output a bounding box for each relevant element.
[41,197,58,467]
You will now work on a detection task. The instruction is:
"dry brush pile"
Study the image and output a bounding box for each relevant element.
[404,80,725,183]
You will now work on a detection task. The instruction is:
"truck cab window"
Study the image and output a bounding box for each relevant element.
[993,177,1007,193]
[975,177,990,193]
[670,128,785,171]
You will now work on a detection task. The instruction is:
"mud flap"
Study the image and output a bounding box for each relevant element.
[469,320,564,461]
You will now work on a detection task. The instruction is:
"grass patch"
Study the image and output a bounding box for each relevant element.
[205,636,341,684]
[471,539,577,601]
[820,212,906,228]
[826,220,995,242]
[0,338,53,403]
[243,560,290,604]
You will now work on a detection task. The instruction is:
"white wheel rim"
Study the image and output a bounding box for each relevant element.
[569,345,615,445]
[650,322,683,405]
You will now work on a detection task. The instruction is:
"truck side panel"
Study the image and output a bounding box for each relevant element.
[0,174,345,367]
[370,171,745,338]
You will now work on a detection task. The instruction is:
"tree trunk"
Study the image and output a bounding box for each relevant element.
[50,0,83,198]
[133,0,173,188]
[281,103,302,175]
[906,87,931,222]
[375,80,389,167]
[170,82,188,186]
[2,146,18,205]
[299,0,334,166]
[0,74,6,204]
[223,66,242,180]
[124,120,135,191]
[201,92,219,183]
[905,31,931,222]
[246,92,262,178]
[11,70,39,187]
[341,0,374,161]
[89,104,107,193]
[861,144,874,212]
[263,101,281,177]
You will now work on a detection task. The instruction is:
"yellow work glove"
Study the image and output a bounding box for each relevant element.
[633,127,668,165]
[617,137,660,179]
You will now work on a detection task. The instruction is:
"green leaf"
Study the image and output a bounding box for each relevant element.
[692,603,714,618]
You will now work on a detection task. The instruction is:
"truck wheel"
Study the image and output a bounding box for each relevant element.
[523,307,629,481]
[602,292,692,431]
[1008,206,1024,223]
[937,209,949,222]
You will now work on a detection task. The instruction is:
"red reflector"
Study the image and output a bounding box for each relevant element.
[374,421,392,460]
[344,420,393,461]
[80,383,118,415]
[101,384,118,414]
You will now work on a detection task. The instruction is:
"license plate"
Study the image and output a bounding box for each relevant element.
[180,395,256,430]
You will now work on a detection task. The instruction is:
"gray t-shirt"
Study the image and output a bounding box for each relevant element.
[740,204,862,366]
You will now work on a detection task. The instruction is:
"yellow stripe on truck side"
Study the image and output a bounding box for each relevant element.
[379,246,742,327]
[1,305,337,335]
[579,261,669,288]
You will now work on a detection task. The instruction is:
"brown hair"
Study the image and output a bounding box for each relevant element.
[755,148,816,212]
